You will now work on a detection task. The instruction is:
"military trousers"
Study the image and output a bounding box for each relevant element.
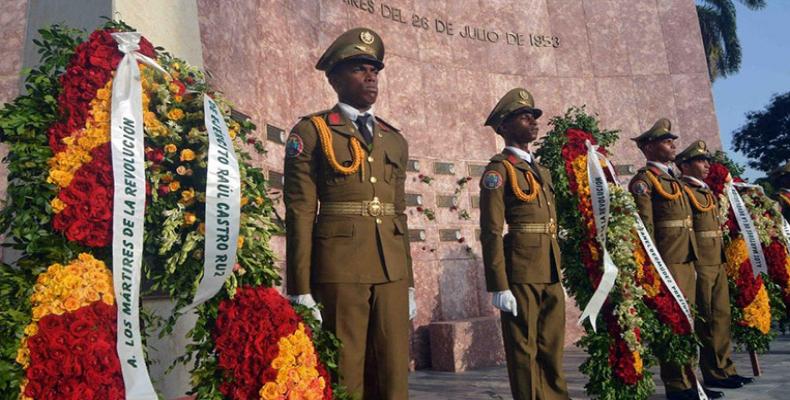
[500,282,569,400]
[661,261,698,393]
[695,263,737,381]
[314,279,409,400]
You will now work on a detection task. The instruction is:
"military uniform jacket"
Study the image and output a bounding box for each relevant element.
[283,105,413,295]
[629,166,698,264]
[683,177,724,266]
[479,150,561,292]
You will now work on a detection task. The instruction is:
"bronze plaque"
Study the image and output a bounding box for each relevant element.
[409,229,427,242]
[439,229,462,242]
[268,170,284,189]
[406,193,423,207]
[266,124,286,144]
[434,161,456,175]
[436,195,458,208]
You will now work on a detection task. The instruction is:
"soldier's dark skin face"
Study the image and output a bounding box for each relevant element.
[679,158,710,180]
[328,61,379,112]
[499,111,539,151]
[641,138,676,163]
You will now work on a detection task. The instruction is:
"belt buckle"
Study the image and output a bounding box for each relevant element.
[685,216,692,228]
[548,220,557,234]
[367,197,383,217]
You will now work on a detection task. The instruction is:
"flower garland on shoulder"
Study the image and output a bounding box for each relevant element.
[704,159,783,352]
[536,108,663,399]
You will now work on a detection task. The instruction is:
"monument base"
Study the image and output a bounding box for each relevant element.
[428,316,506,372]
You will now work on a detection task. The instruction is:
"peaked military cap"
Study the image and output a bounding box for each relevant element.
[632,118,678,144]
[485,88,543,130]
[675,140,711,164]
[316,28,385,73]
[769,162,790,180]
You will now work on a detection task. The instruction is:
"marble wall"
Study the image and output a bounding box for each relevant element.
[196,0,720,369]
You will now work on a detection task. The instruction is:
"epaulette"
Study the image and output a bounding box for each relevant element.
[489,153,507,163]
[299,109,332,120]
[375,115,399,133]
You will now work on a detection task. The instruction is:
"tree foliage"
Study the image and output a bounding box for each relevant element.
[696,0,766,81]
[732,91,790,173]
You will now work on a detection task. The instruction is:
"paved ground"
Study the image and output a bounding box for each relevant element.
[409,334,790,399]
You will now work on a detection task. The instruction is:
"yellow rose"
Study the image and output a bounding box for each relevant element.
[181,188,196,203]
[173,95,183,103]
[85,289,100,303]
[168,108,185,121]
[255,196,264,206]
[271,356,286,370]
[259,382,281,400]
[51,197,67,213]
[229,128,238,140]
[180,149,196,161]
[63,296,81,312]
[169,181,181,191]
[240,197,249,207]
[96,87,110,100]
[164,143,177,154]
[183,212,197,226]
[237,235,245,249]
[23,323,38,337]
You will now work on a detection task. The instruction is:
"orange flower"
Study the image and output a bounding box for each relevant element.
[169,181,181,191]
[180,149,195,161]
[168,108,184,121]
[164,143,177,154]
[183,212,197,226]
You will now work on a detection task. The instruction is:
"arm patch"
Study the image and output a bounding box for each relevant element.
[482,170,503,190]
[630,180,650,195]
[285,133,304,157]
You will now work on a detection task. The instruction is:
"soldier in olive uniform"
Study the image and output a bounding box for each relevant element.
[479,88,569,400]
[769,162,790,222]
[629,119,722,400]
[284,28,415,399]
[676,141,753,390]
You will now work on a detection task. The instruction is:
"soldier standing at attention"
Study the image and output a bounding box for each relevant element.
[283,28,415,399]
[479,88,569,400]
[629,119,722,400]
[770,162,790,222]
[676,141,754,391]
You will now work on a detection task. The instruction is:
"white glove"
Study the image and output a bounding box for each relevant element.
[408,287,417,320]
[492,290,518,317]
[290,293,322,323]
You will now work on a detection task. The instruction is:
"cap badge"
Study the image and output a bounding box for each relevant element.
[360,31,375,45]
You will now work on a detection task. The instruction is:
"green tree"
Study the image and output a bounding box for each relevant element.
[696,0,766,81]
[731,91,790,172]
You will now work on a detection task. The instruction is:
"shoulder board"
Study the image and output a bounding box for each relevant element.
[489,153,507,163]
[299,109,331,120]
[375,115,399,133]
[647,166,663,176]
